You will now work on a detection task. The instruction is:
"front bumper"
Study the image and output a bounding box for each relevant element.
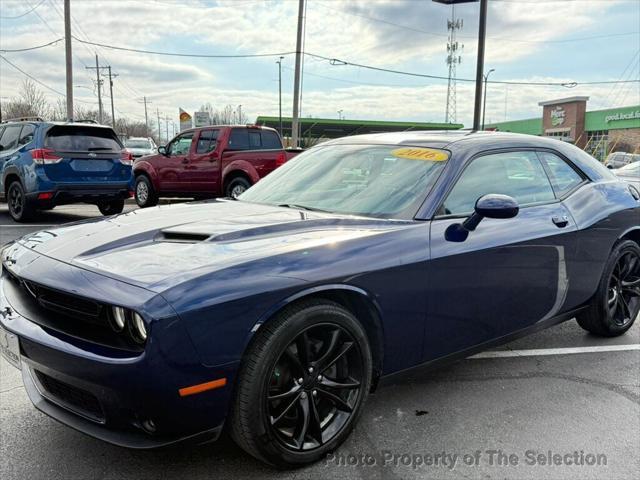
[0,256,237,449]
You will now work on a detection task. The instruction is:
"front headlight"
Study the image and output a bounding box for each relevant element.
[109,306,147,344]
[131,312,148,343]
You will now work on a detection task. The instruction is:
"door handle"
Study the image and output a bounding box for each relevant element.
[182,158,189,164]
[552,215,569,228]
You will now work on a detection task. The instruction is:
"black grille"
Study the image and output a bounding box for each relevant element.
[24,281,104,323]
[34,370,104,422]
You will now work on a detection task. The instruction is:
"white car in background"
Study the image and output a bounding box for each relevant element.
[124,137,157,158]
[613,162,640,191]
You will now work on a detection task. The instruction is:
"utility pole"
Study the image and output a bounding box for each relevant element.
[472,0,488,131]
[237,104,242,124]
[86,55,104,123]
[164,116,170,141]
[64,0,73,121]
[139,96,151,137]
[156,108,161,144]
[481,68,494,130]
[105,66,118,128]
[276,56,283,136]
[291,0,305,148]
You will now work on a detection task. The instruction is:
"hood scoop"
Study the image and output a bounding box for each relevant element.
[157,230,211,243]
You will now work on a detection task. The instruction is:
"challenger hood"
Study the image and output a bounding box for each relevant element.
[14,200,411,291]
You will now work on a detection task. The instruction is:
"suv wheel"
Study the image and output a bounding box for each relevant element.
[226,177,251,198]
[7,181,34,222]
[97,199,125,216]
[135,175,158,208]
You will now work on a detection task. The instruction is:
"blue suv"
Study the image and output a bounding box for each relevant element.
[0,119,134,222]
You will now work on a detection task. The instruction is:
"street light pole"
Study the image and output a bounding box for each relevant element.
[64,0,73,121]
[481,68,495,130]
[472,0,488,131]
[291,0,305,148]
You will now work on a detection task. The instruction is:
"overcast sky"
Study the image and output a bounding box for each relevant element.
[1,0,639,128]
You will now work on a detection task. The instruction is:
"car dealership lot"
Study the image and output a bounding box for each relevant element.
[1,203,639,480]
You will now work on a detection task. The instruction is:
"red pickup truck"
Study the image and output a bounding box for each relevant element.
[132,125,300,207]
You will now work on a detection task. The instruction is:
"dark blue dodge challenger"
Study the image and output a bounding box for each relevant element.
[1,131,639,467]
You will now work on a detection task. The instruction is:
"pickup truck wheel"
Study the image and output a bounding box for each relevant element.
[97,199,125,216]
[8,181,35,222]
[226,177,251,198]
[135,175,158,208]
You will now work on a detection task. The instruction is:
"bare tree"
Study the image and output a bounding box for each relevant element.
[199,103,247,125]
[3,80,51,120]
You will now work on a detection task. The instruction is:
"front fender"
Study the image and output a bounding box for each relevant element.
[133,160,160,190]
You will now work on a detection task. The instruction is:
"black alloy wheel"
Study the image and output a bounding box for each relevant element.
[606,249,640,327]
[577,240,640,336]
[8,181,34,222]
[229,300,372,467]
[266,323,364,451]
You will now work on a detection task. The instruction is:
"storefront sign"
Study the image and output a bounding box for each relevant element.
[550,106,566,127]
[194,111,211,127]
[605,110,640,123]
[179,108,192,131]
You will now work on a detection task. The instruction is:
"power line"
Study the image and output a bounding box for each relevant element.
[0,0,46,19]
[314,1,639,45]
[72,36,297,58]
[0,37,63,52]
[0,54,93,104]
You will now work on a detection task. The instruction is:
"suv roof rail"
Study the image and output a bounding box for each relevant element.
[1,116,45,123]
[74,119,99,124]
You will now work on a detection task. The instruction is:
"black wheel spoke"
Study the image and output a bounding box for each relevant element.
[270,392,301,426]
[317,387,353,413]
[320,376,361,390]
[318,341,354,374]
[283,346,304,376]
[296,331,311,369]
[313,328,341,371]
[618,295,632,320]
[308,396,324,445]
[268,383,302,401]
[294,394,310,449]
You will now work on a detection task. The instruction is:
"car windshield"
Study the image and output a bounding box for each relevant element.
[239,144,449,219]
[125,139,151,149]
[617,162,640,177]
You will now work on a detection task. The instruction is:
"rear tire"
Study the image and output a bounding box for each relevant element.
[576,240,640,336]
[97,199,125,216]
[7,181,34,222]
[135,175,158,208]
[225,176,251,198]
[229,300,372,468]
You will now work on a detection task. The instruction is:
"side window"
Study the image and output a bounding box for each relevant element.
[168,133,193,156]
[248,130,261,149]
[0,125,22,152]
[538,151,584,198]
[18,124,36,147]
[261,130,282,149]
[442,151,555,216]
[228,129,249,150]
[196,129,219,154]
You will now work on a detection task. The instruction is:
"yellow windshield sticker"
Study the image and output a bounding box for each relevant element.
[391,147,449,162]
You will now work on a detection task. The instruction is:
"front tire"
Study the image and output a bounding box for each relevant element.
[7,181,34,222]
[577,240,640,336]
[135,175,158,208]
[97,199,125,216]
[229,300,372,468]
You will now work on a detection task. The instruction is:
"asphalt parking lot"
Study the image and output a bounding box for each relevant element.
[1,203,638,480]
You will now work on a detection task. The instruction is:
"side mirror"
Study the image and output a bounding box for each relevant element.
[158,146,167,156]
[445,194,519,242]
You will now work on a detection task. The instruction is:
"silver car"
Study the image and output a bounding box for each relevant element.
[605,151,640,169]
[613,162,640,191]
[124,137,156,158]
